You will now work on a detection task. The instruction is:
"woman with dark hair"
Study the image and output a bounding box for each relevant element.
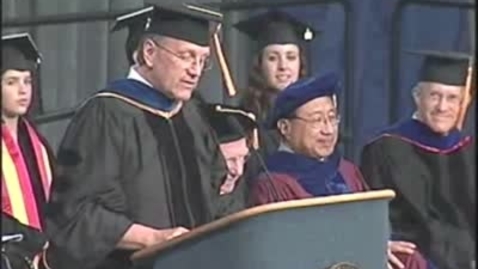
[241,45,309,123]
[233,10,316,180]
[2,33,55,269]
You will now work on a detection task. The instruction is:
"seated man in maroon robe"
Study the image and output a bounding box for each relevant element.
[250,72,431,269]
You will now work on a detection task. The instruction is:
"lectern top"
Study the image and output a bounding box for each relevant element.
[131,189,395,261]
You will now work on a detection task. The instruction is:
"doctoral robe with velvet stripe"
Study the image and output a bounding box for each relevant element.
[360,118,476,269]
[251,149,430,269]
[250,152,366,205]
[44,79,228,269]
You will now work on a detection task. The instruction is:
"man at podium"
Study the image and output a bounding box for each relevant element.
[43,4,229,269]
[250,72,431,269]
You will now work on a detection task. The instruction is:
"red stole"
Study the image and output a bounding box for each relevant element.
[2,120,52,231]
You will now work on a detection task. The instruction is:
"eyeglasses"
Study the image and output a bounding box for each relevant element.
[150,39,213,71]
[289,114,341,128]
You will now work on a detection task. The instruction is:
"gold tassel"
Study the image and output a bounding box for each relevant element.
[248,112,259,150]
[457,61,474,130]
[252,128,259,150]
[212,25,237,97]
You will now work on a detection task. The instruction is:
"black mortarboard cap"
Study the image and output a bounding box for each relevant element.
[408,49,471,86]
[203,104,257,144]
[234,10,317,50]
[2,33,41,74]
[111,3,222,65]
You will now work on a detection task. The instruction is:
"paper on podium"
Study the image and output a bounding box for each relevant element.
[132,190,395,269]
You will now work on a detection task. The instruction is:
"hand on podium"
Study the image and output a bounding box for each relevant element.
[387,241,417,269]
[117,224,189,250]
[162,227,190,241]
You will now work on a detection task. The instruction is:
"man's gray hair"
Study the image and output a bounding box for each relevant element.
[134,34,166,65]
[412,82,430,98]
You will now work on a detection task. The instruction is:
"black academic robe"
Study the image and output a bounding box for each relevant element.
[44,79,228,269]
[210,175,248,217]
[194,98,250,217]
[242,119,281,193]
[2,215,47,269]
[2,119,55,269]
[360,119,476,269]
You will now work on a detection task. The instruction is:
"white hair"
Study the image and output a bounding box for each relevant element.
[412,82,425,98]
[135,34,166,66]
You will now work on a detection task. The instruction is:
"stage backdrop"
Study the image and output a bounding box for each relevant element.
[2,0,474,161]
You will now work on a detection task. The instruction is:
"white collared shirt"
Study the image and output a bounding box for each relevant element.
[127,67,153,88]
[125,67,181,110]
[278,142,295,153]
[278,141,327,162]
[412,112,419,120]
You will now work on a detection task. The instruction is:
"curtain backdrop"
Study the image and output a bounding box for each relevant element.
[2,0,474,161]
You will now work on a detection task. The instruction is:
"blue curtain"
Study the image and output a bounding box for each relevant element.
[275,0,473,162]
[3,0,473,156]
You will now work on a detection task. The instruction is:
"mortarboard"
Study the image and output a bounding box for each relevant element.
[233,10,317,51]
[267,72,341,129]
[1,33,41,74]
[111,3,222,65]
[203,104,257,144]
[408,49,471,86]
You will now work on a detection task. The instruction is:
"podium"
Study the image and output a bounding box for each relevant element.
[131,190,395,269]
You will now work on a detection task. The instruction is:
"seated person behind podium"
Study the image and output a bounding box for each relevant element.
[250,72,431,269]
[44,4,229,269]
[2,33,55,269]
[202,104,257,215]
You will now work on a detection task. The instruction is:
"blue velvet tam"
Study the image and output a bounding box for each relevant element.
[267,72,341,129]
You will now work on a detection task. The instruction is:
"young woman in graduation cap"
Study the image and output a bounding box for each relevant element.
[233,10,316,180]
[2,33,55,269]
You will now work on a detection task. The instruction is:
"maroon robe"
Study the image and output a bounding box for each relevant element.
[251,157,428,269]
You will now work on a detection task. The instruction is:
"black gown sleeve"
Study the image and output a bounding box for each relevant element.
[2,214,46,269]
[2,213,46,247]
[185,100,238,220]
[26,120,57,179]
[360,141,474,269]
[360,141,432,240]
[44,98,134,268]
